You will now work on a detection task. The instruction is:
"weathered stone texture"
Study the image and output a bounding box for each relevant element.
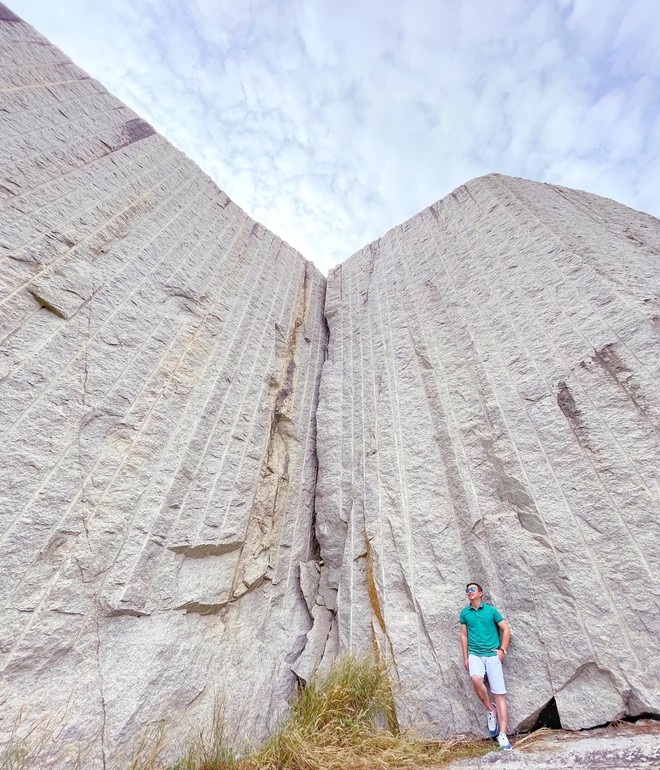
[2,5,660,766]
[314,173,660,736]
[0,9,327,765]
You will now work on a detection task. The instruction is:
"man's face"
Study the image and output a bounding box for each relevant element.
[466,584,482,601]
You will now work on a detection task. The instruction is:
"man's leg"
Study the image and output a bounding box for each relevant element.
[468,655,496,717]
[485,656,508,735]
[493,693,508,735]
[470,675,493,710]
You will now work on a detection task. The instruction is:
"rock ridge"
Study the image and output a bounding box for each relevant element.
[1,5,659,767]
[0,7,328,762]
[313,171,659,738]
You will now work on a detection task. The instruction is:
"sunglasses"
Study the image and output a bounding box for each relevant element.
[465,586,479,593]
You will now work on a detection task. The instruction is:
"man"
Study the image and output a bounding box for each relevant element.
[460,582,512,751]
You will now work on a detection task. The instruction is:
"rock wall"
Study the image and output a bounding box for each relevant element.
[0,7,327,765]
[1,5,660,767]
[314,173,660,736]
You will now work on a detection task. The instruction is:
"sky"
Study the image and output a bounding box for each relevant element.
[10,0,660,274]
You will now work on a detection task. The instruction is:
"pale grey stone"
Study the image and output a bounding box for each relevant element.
[446,721,660,768]
[299,560,321,613]
[0,9,327,767]
[313,172,660,740]
[1,6,659,768]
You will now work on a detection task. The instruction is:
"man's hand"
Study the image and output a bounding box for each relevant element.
[493,648,505,661]
[460,624,469,671]
[497,620,510,658]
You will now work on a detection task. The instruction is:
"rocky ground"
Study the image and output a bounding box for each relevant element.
[445,719,660,769]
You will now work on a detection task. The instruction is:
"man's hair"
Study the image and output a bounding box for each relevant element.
[466,582,482,592]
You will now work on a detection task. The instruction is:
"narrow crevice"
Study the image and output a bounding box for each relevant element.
[576,712,660,731]
[520,698,659,736]
[95,618,108,770]
[516,696,561,733]
[307,276,330,562]
[28,289,67,319]
[534,697,562,730]
[623,713,660,724]
[290,273,338,685]
[228,262,317,602]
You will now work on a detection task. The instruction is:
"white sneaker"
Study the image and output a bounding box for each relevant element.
[486,706,498,736]
[497,732,512,750]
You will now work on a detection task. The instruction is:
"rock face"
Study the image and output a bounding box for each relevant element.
[314,174,660,736]
[0,6,327,764]
[1,5,659,767]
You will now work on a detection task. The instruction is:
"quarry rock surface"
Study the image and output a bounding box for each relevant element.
[0,6,327,765]
[314,173,660,737]
[1,4,659,767]
[446,721,660,769]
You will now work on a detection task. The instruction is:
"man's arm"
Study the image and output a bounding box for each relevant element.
[495,619,510,661]
[461,624,469,670]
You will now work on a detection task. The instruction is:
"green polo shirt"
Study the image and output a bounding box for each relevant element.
[459,602,503,656]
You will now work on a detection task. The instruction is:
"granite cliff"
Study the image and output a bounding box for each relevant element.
[314,174,660,736]
[1,5,658,767]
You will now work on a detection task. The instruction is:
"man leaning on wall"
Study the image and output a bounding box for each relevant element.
[460,582,512,751]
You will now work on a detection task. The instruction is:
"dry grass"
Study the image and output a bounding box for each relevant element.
[165,704,239,770]
[115,723,167,770]
[0,709,90,770]
[232,655,492,770]
[510,727,559,752]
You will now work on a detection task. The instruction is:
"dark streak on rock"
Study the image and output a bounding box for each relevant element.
[592,344,656,430]
[412,341,433,370]
[0,4,21,22]
[557,380,580,420]
[105,607,149,618]
[174,600,227,615]
[593,343,630,376]
[517,509,550,537]
[121,118,155,144]
[100,119,155,155]
[481,436,539,519]
[28,289,67,319]
[167,542,242,558]
[250,222,265,239]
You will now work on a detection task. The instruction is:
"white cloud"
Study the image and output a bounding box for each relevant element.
[8,0,660,274]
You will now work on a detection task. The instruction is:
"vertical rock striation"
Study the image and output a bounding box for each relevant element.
[2,5,660,765]
[0,7,327,765]
[314,173,660,736]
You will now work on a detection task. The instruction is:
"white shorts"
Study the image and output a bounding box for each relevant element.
[468,654,506,694]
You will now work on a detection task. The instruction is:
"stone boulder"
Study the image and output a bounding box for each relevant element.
[0,6,326,764]
[312,173,660,736]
